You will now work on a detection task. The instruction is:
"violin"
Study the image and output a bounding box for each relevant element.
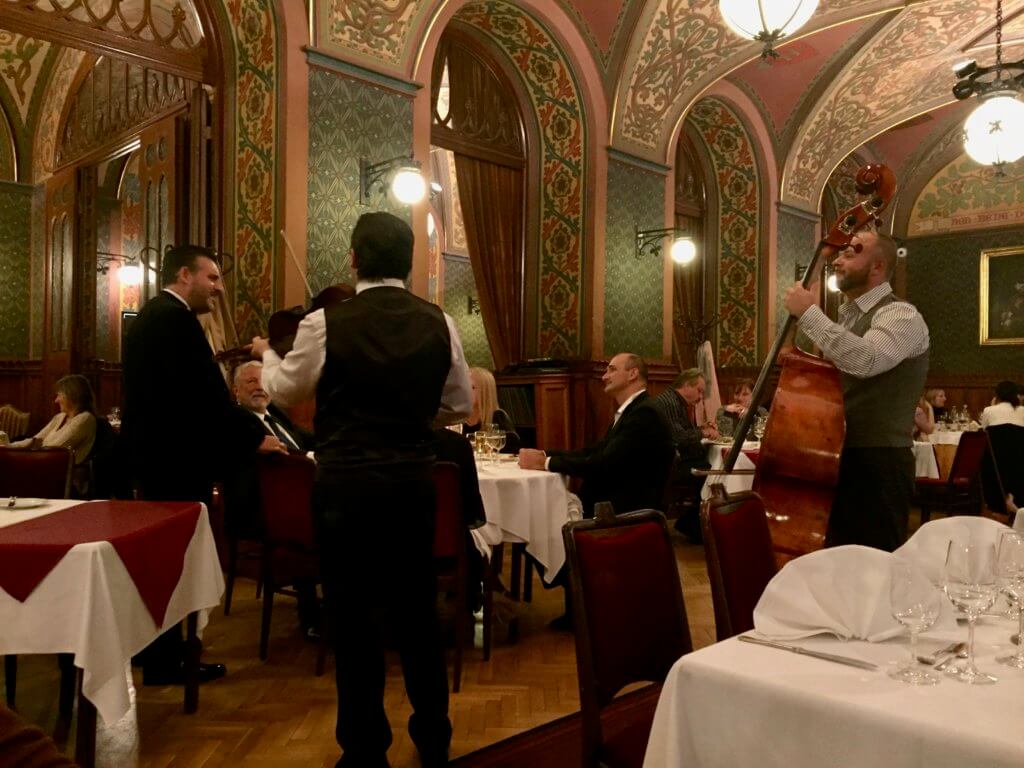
[716,163,898,561]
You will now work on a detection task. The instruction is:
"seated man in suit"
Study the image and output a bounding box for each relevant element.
[519,352,674,516]
[650,368,717,542]
[234,361,315,455]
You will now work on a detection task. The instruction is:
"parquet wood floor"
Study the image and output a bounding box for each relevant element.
[6,532,714,767]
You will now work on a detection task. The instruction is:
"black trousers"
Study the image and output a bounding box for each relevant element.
[826,446,914,552]
[315,468,451,766]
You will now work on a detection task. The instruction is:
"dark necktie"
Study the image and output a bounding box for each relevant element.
[265,413,299,451]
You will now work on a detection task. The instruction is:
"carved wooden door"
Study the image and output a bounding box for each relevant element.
[43,169,76,399]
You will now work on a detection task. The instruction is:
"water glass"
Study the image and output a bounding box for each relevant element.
[995,529,1024,669]
[944,540,999,684]
[889,560,941,685]
[752,414,767,440]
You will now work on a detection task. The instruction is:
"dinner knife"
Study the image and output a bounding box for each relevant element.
[738,634,878,671]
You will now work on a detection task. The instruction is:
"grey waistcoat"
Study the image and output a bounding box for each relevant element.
[841,294,929,449]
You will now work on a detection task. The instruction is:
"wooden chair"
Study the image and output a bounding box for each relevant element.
[986,424,1024,508]
[563,503,692,767]
[700,487,777,641]
[433,461,470,692]
[916,431,990,524]
[0,404,29,441]
[257,452,326,675]
[0,447,75,710]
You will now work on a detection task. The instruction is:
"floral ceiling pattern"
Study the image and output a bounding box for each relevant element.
[908,154,1024,236]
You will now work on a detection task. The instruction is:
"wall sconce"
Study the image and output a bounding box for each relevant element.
[467,296,481,315]
[635,226,697,265]
[96,245,160,285]
[360,156,427,205]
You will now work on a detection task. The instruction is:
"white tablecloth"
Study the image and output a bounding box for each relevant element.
[644,621,1024,768]
[913,440,939,479]
[0,500,224,725]
[931,429,965,446]
[471,460,571,583]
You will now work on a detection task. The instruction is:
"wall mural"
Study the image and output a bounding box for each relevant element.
[687,97,760,367]
[31,47,86,182]
[783,0,996,208]
[456,0,587,358]
[908,155,1024,236]
[825,153,867,214]
[324,0,421,69]
[0,32,57,181]
[603,159,663,359]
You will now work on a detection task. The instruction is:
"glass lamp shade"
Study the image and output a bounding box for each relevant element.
[119,264,143,286]
[826,274,840,293]
[719,0,818,41]
[963,94,1024,166]
[391,167,427,204]
[670,237,698,265]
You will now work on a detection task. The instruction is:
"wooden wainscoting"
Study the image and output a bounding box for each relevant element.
[0,359,46,435]
[925,373,1021,419]
[83,359,122,416]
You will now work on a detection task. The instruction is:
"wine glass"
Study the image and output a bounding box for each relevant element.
[888,559,941,685]
[752,414,767,441]
[485,430,505,465]
[995,529,1024,669]
[944,540,999,684]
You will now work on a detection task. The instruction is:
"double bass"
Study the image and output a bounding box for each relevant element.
[713,163,897,560]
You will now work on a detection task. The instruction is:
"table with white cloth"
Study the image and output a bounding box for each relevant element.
[701,440,940,500]
[644,620,1024,768]
[0,499,225,766]
[471,458,572,583]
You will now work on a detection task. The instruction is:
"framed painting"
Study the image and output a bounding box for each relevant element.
[980,246,1024,346]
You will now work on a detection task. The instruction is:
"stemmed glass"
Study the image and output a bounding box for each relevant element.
[889,559,941,685]
[995,529,1024,669]
[486,429,506,466]
[752,414,767,441]
[944,540,999,684]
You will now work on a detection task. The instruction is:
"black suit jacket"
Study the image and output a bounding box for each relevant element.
[547,391,674,516]
[261,403,315,452]
[121,291,262,501]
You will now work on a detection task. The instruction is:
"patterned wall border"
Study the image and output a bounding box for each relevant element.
[908,154,1024,236]
[686,96,760,367]
[455,0,587,358]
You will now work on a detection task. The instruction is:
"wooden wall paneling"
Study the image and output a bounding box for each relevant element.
[43,170,76,402]
[925,373,1022,421]
[533,376,570,451]
[0,361,46,434]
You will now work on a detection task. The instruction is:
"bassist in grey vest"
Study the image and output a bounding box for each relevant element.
[254,213,473,767]
[785,230,929,551]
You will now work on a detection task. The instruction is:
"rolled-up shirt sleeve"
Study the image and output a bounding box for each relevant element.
[261,309,326,407]
[437,313,473,424]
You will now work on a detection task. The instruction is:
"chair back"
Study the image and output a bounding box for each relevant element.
[948,431,989,485]
[700,489,777,640]
[986,424,1024,503]
[257,452,316,551]
[0,447,73,498]
[433,461,463,559]
[0,405,30,440]
[564,504,691,762]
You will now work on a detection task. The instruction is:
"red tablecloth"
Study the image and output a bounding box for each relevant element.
[0,501,201,626]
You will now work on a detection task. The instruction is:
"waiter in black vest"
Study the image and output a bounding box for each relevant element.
[784,230,929,551]
[253,212,472,768]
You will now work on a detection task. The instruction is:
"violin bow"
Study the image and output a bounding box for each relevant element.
[279,229,315,301]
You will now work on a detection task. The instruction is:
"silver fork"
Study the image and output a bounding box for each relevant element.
[917,641,965,666]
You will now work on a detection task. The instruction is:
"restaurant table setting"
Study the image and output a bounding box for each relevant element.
[644,517,1024,768]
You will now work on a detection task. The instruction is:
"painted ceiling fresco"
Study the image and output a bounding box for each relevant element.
[0,32,51,121]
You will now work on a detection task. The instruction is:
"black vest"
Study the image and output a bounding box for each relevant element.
[314,286,452,472]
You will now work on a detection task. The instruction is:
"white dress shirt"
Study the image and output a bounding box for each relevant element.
[797,282,930,379]
[261,279,473,422]
[981,401,1024,428]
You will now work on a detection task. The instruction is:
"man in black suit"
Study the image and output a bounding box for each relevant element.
[233,361,314,457]
[518,353,674,516]
[122,244,271,685]
[253,212,472,768]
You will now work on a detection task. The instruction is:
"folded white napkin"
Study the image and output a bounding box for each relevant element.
[894,516,1009,585]
[753,545,956,642]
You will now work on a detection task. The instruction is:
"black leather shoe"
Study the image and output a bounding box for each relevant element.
[142,661,227,686]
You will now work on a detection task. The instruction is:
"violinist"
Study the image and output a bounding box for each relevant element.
[783,229,929,552]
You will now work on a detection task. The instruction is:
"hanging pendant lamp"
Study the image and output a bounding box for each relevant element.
[718,0,819,59]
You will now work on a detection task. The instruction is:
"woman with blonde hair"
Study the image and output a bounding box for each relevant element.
[913,395,936,441]
[925,388,947,422]
[465,367,520,453]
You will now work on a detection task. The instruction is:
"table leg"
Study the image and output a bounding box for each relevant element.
[184,612,199,714]
[74,673,96,768]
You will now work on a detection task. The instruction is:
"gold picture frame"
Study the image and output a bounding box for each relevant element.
[980,246,1024,346]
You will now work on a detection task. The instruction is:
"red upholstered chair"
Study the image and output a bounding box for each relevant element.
[433,461,470,692]
[257,452,326,675]
[563,504,692,768]
[916,431,989,524]
[0,447,73,499]
[700,488,777,641]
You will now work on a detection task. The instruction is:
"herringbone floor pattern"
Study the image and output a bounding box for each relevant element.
[8,533,715,767]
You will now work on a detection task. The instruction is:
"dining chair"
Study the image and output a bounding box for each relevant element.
[700,487,777,641]
[916,431,989,524]
[0,446,74,499]
[985,424,1024,509]
[563,503,692,767]
[0,404,30,441]
[433,461,470,692]
[257,452,326,675]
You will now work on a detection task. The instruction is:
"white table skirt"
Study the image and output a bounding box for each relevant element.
[913,440,939,478]
[931,429,965,446]
[0,500,225,725]
[644,621,1024,768]
[471,460,571,583]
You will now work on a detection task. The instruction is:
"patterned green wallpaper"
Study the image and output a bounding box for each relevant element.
[907,228,1024,373]
[307,69,413,295]
[442,256,493,369]
[30,184,43,357]
[776,208,818,330]
[603,159,664,359]
[0,182,32,358]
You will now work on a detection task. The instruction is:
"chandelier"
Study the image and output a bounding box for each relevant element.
[952,0,1024,170]
[718,0,819,59]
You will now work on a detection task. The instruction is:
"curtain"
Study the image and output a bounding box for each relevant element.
[453,154,524,370]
